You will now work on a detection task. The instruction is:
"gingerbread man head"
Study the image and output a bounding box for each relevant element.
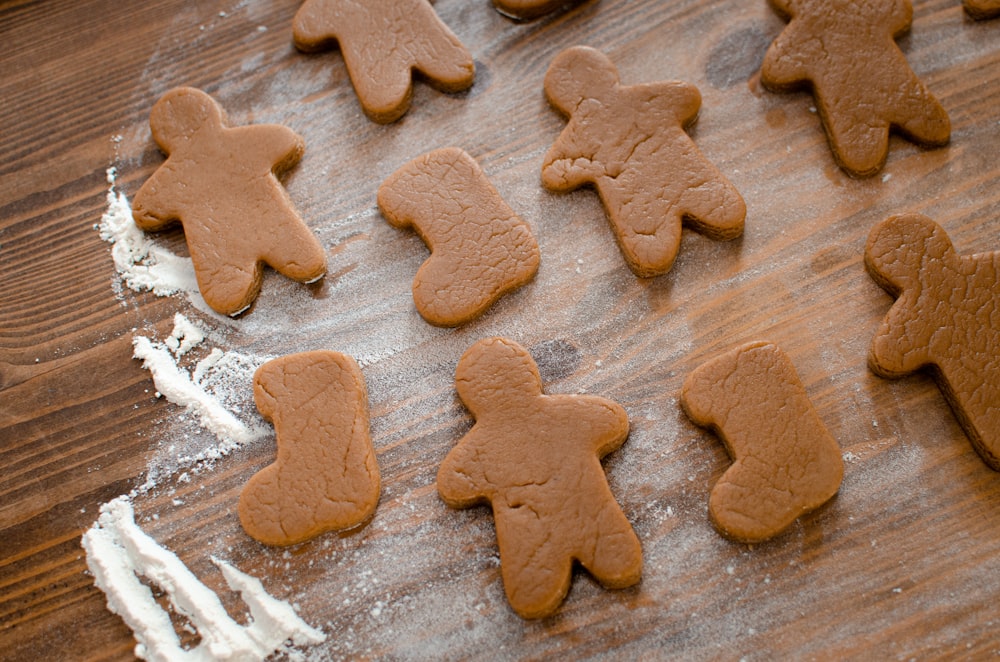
[544,46,620,116]
[149,87,226,154]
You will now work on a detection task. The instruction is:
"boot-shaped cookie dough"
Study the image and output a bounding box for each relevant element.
[681,341,844,543]
[965,0,1000,19]
[239,351,380,546]
[542,46,745,278]
[132,87,327,316]
[292,0,474,123]
[493,0,583,19]
[438,337,642,619]
[378,148,540,327]
[866,213,1000,469]
[762,0,950,177]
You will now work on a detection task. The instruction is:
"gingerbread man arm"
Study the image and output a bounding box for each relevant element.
[231,124,306,175]
[132,166,184,232]
[865,214,944,375]
[437,434,491,508]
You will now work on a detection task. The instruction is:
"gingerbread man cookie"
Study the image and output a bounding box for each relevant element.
[378,148,540,327]
[681,341,844,543]
[866,213,1000,470]
[132,87,327,316]
[761,0,950,177]
[437,337,641,619]
[542,46,745,278]
[493,0,582,19]
[965,0,1000,19]
[239,350,380,546]
[292,0,475,123]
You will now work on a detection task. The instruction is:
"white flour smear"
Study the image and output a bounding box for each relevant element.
[82,497,325,662]
[98,167,200,299]
[131,315,270,487]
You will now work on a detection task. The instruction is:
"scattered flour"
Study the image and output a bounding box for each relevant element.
[98,167,199,299]
[131,315,269,469]
[82,497,325,661]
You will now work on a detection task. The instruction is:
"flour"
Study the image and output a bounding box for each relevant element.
[98,168,200,300]
[131,315,269,478]
[82,497,325,661]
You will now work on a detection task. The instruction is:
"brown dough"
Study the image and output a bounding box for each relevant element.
[292,0,475,123]
[681,341,844,543]
[239,350,380,546]
[542,46,745,278]
[762,0,950,177]
[132,87,327,316]
[866,213,1000,469]
[492,0,582,19]
[437,337,641,619]
[965,0,1000,19]
[377,148,540,327]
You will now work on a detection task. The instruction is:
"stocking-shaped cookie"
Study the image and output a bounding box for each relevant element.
[292,0,474,123]
[438,337,641,619]
[132,87,327,316]
[493,0,583,19]
[762,0,950,177]
[377,148,540,327]
[681,341,844,543]
[542,46,745,278]
[965,0,1000,19]
[866,213,1000,469]
[239,351,380,546]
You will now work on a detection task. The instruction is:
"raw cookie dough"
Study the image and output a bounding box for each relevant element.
[378,147,540,327]
[542,46,745,278]
[132,87,327,316]
[239,351,380,546]
[762,0,950,177]
[681,341,844,543]
[866,213,1000,469]
[965,0,1000,18]
[493,0,583,19]
[437,337,641,619]
[292,0,475,123]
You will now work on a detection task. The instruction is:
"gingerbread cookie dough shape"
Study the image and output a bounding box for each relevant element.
[438,337,641,619]
[492,0,583,20]
[542,46,745,278]
[378,148,540,327]
[761,0,951,177]
[866,214,1000,469]
[239,351,380,546]
[292,0,474,123]
[132,87,327,316]
[965,0,1000,19]
[761,0,950,177]
[681,341,844,543]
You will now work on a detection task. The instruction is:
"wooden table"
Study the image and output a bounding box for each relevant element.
[3,0,1000,659]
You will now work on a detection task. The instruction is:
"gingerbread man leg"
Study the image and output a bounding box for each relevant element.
[577,498,642,588]
[495,506,573,619]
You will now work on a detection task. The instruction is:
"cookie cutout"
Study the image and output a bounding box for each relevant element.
[437,337,641,619]
[681,341,844,543]
[239,351,380,546]
[132,87,327,316]
[965,0,1000,19]
[292,0,475,123]
[761,0,950,177]
[542,46,745,278]
[866,213,1000,469]
[378,148,540,327]
[493,0,582,19]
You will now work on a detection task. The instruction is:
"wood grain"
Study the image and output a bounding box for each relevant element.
[2,0,1000,659]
